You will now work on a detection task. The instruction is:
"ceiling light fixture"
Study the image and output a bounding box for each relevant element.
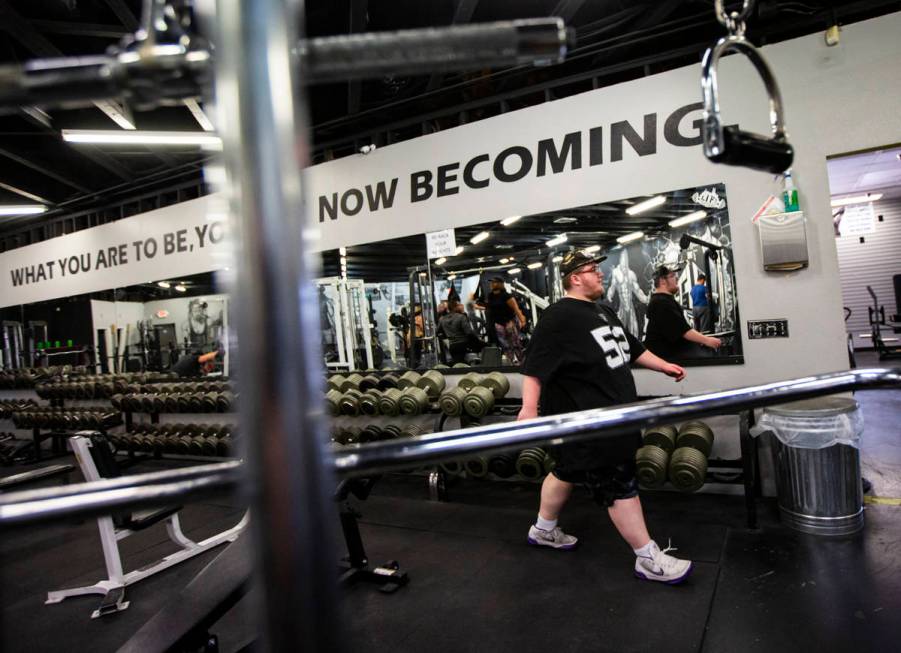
[616,231,645,244]
[830,193,884,207]
[339,247,347,256]
[582,245,601,254]
[546,233,568,247]
[0,205,47,216]
[527,262,543,270]
[625,195,666,215]
[552,255,563,263]
[507,267,521,275]
[62,129,222,149]
[499,257,510,264]
[500,215,522,226]
[447,274,457,280]
[174,284,187,292]
[157,281,171,289]
[454,246,465,255]
[435,257,447,266]
[470,231,490,244]
[668,210,708,228]
[340,256,347,265]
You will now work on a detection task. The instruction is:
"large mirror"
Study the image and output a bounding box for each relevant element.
[317,182,742,372]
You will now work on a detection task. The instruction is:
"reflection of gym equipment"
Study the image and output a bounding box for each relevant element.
[679,233,735,334]
[863,286,901,360]
[408,268,439,369]
[2,321,25,370]
[317,277,375,371]
[510,279,548,328]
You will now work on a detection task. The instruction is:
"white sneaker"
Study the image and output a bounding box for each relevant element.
[527,524,578,550]
[634,541,692,584]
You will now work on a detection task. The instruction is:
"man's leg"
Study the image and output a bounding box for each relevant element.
[528,473,578,549]
[607,496,651,549]
[608,496,693,583]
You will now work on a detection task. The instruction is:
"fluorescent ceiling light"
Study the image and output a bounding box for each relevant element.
[500,215,522,226]
[546,233,568,247]
[157,281,171,288]
[174,284,187,292]
[626,195,666,215]
[499,258,510,264]
[0,205,47,216]
[830,193,883,207]
[553,217,577,224]
[552,255,563,263]
[470,231,490,244]
[447,274,457,280]
[340,256,347,265]
[454,245,465,255]
[339,247,347,255]
[507,267,521,275]
[616,231,645,244]
[62,129,222,149]
[527,262,543,269]
[668,210,708,228]
[435,257,447,266]
[582,245,601,254]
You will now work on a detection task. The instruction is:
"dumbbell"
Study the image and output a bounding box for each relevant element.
[399,386,430,416]
[340,373,364,392]
[439,460,463,475]
[457,372,483,392]
[325,389,343,416]
[676,421,714,456]
[216,391,235,412]
[342,426,363,445]
[359,374,381,392]
[359,389,381,416]
[382,424,403,440]
[176,394,192,412]
[452,362,469,368]
[326,374,345,392]
[481,371,510,399]
[416,370,446,399]
[516,448,546,481]
[463,386,495,418]
[438,387,466,417]
[377,388,402,416]
[397,371,422,390]
[339,389,363,416]
[377,373,399,390]
[360,424,384,443]
[400,424,425,439]
[669,446,708,493]
[217,436,233,457]
[642,424,678,454]
[201,392,218,412]
[488,454,517,478]
[464,456,489,478]
[635,445,670,488]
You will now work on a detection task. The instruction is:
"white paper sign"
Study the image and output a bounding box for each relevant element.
[425,228,457,259]
[839,203,876,236]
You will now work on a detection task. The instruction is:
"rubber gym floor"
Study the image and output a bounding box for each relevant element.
[2,358,899,652]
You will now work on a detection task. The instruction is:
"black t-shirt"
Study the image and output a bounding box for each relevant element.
[172,352,201,377]
[643,292,691,360]
[522,298,645,465]
[486,289,515,325]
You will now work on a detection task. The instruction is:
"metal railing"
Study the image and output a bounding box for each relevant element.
[3,367,898,528]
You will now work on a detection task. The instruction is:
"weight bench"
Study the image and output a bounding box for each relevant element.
[46,434,249,619]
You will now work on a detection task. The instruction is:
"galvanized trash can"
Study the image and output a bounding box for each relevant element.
[757,397,864,536]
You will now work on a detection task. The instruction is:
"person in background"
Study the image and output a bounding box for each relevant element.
[438,299,485,364]
[475,276,527,364]
[172,347,220,377]
[644,265,721,359]
[690,273,712,333]
[520,250,692,584]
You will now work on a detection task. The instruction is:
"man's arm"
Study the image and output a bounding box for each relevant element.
[507,297,527,328]
[635,350,686,382]
[682,328,721,349]
[518,375,542,420]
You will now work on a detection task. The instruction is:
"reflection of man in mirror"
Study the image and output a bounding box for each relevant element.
[690,274,712,332]
[644,264,721,359]
[475,277,526,365]
[605,249,648,338]
[187,299,211,348]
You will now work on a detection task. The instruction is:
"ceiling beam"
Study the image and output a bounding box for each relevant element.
[0,181,54,205]
[0,145,91,194]
[346,0,368,115]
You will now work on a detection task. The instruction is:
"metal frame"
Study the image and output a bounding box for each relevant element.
[318,276,375,371]
[46,436,248,619]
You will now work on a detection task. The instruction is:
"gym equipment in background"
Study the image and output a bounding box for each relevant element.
[865,285,901,360]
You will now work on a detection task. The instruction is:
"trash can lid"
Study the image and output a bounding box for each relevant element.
[765,396,859,417]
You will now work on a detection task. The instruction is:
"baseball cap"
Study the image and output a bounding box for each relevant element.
[559,250,607,277]
[652,263,683,281]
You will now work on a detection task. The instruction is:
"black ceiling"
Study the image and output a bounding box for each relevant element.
[0,0,898,246]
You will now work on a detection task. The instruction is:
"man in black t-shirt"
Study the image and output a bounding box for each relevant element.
[475,277,527,364]
[172,348,219,377]
[644,265,721,360]
[521,251,693,584]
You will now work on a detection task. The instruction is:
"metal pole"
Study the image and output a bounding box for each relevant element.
[210,0,342,650]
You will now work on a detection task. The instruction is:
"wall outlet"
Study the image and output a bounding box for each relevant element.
[747,319,789,339]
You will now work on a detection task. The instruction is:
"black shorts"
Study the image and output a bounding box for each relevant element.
[550,433,641,507]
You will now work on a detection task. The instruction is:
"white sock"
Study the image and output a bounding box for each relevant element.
[633,540,659,559]
[535,515,557,531]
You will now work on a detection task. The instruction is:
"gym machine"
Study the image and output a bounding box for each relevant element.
[2,321,24,370]
[679,233,737,338]
[0,0,812,647]
[408,267,440,369]
[317,277,376,371]
[864,286,901,360]
[509,279,549,328]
